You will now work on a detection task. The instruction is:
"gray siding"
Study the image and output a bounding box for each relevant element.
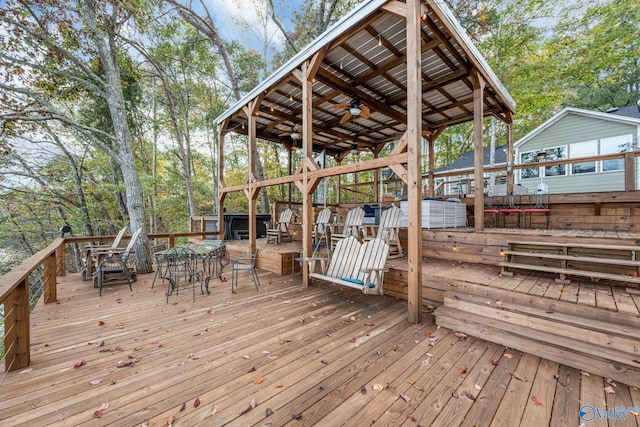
[516,112,639,193]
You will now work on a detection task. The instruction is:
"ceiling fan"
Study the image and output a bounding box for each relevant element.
[276,124,302,140]
[333,96,371,124]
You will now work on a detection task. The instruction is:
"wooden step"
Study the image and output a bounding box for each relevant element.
[447,281,640,328]
[502,250,640,267]
[435,305,640,387]
[509,241,640,251]
[443,292,640,353]
[499,261,640,284]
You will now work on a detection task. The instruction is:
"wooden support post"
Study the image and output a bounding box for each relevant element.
[247,103,258,255]
[625,151,635,191]
[302,61,314,287]
[44,251,57,303]
[4,278,30,371]
[428,135,436,198]
[169,234,175,248]
[288,149,293,209]
[406,0,422,324]
[506,114,515,195]
[472,71,485,231]
[217,126,227,241]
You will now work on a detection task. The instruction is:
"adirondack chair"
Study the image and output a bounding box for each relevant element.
[306,236,389,295]
[363,205,403,259]
[265,208,293,243]
[330,207,365,250]
[312,207,332,255]
[82,226,128,280]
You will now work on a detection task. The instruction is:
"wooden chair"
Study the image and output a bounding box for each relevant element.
[312,208,332,255]
[265,208,293,244]
[330,207,365,250]
[82,226,128,280]
[94,227,142,296]
[363,205,403,259]
[231,249,260,293]
[524,193,551,229]
[306,236,389,295]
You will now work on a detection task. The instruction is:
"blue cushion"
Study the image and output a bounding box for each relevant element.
[341,277,376,288]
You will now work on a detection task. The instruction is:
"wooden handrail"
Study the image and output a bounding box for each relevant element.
[0,231,218,372]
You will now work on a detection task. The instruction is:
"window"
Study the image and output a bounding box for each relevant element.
[543,145,567,177]
[570,140,596,174]
[601,135,631,172]
[519,151,539,179]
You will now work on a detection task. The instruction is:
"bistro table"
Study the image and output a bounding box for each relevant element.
[157,241,228,295]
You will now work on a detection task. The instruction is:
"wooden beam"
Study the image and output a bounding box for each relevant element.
[308,152,407,179]
[217,125,227,241]
[247,101,258,255]
[302,61,313,287]
[506,112,515,195]
[428,134,436,198]
[382,0,406,18]
[406,0,422,324]
[471,71,486,232]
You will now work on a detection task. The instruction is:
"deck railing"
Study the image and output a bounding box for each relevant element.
[0,231,217,372]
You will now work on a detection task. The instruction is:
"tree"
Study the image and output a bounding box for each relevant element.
[0,0,152,273]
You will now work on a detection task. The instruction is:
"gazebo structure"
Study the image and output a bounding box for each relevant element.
[214,0,516,323]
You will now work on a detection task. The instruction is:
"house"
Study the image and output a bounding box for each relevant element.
[514,105,640,194]
[434,144,507,195]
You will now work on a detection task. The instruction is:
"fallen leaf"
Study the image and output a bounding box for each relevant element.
[298,316,305,323]
[506,370,528,382]
[464,392,476,401]
[254,377,264,384]
[266,408,273,417]
[321,359,329,365]
[243,355,251,359]
[492,359,500,366]
[495,300,503,305]
[207,308,216,315]
[604,386,616,394]
[454,332,468,340]
[349,338,356,343]
[349,315,357,321]
[19,368,33,374]
[180,402,186,412]
[93,410,103,418]
[474,384,482,391]
[99,402,109,411]
[503,352,513,359]
[98,321,105,326]
[248,367,256,373]
[532,396,543,405]
[360,387,367,394]
[407,379,415,385]
[74,359,86,369]
[89,379,102,385]
[400,393,411,402]
[460,367,468,374]
[292,413,302,419]
[116,360,135,368]
[194,397,201,408]
[166,415,175,426]
[372,384,385,391]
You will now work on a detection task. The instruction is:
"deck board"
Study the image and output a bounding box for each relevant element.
[1,262,639,426]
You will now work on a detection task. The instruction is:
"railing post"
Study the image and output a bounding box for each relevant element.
[44,251,57,304]
[625,152,635,191]
[4,278,30,371]
[169,234,175,248]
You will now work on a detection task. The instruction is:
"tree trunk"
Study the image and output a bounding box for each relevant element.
[79,0,152,273]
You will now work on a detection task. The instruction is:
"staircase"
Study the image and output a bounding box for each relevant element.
[434,286,640,387]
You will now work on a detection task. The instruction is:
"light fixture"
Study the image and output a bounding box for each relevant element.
[349,106,362,116]
[499,245,505,256]
[421,10,428,20]
[290,130,300,140]
[351,148,358,155]
[536,150,547,161]
[289,94,293,102]
[452,242,458,252]
[377,34,382,47]
[340,58,343,70]
[241,122,245,130]
[270,106,274,112]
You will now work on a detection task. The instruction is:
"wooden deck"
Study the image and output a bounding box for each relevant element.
[1,265,639,426]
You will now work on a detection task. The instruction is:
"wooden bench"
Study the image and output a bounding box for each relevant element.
[499,240,640,287]
[306,235,389,295]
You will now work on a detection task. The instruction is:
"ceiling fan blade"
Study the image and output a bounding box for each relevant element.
[360,105,371,118]
[332,103,350,110]
[339,111,352,124]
